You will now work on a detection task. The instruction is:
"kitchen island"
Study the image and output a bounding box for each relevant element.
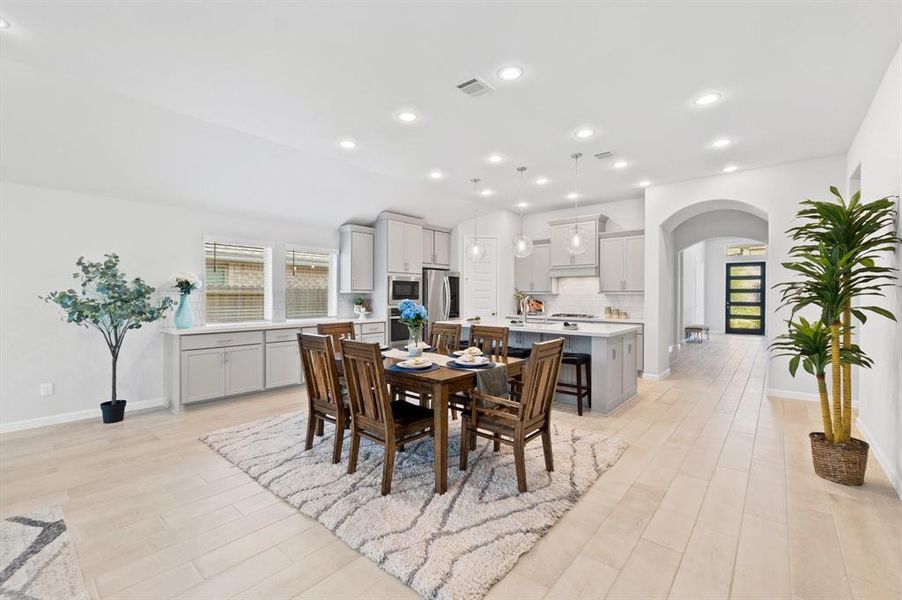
[437,317,640,414]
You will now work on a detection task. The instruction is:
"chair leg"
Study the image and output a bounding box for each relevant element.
[381,444,396,495]
[459,417,470,470]
[315,418,325,436]
[451,407,458,420]
[541,427,554,472]
[347,429,360,474]
[575,362,583,416]
[585,362,592,408]
[305,414,317,451]
[513,437,528,493]
[493,439,501,452]
[331,420,344,464]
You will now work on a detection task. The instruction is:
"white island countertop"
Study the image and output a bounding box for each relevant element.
[437,317,640,339]
[504,315,645,325]
[160,316,385,336]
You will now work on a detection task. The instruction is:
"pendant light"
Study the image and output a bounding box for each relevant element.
[512,166,534,258]
[565,152,588,255]
[465,178,487,261]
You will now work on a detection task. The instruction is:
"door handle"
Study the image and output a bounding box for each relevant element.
[613,348,616,360]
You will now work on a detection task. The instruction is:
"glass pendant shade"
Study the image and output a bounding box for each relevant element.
[512,234,534,258]
[466,238,486,261]
[565,224,589,255]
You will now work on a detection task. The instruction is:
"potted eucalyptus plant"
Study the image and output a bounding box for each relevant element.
[773,188,898,485]
[42,254,174,423]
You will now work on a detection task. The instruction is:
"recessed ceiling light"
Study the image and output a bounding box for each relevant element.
[497,66,524,81]
[694,92,722,106]
[480,188,495,196]
[338,139,357,150]
[486,154,505,164]
[567,192,580,200]
[722,164,738,173]
[575,128,596,139]
[0,18,9,29]
[638,180,652,188]
[396,111,419,123]
[612,160,629,169]
[710,138,732,148]
[534,177,550,185]
[517,201,529,208]
[428,170,444,179]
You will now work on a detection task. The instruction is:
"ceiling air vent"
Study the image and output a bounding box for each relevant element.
[457,76,494,97]
[594,151,615,160]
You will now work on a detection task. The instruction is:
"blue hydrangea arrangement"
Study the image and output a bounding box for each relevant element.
[398,299,428,329]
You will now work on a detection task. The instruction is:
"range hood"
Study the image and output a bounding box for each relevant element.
[549,265,598,278]
[547,213,606,279]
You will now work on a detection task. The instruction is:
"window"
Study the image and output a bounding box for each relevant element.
[285,250,333,319]
[205,242,266,323]
[725,243,766,257]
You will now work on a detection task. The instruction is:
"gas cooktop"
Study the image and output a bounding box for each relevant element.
[551,313,597,319]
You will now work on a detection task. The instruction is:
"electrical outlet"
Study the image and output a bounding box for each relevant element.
[39,382,54,396]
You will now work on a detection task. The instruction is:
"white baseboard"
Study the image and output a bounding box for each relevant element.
[855,416,902,499]
[0,398,166,434]
[764,387,820,402]
[643,369,672,381]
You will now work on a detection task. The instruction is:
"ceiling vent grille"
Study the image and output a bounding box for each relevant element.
[594,151,615,160]
[457,76,494,97]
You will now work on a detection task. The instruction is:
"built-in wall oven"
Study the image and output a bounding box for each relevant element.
[388,275,421,304]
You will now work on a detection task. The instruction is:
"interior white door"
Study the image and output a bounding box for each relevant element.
[463,236,498,318]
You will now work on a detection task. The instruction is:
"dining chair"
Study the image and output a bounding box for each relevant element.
[467,324,509,360]
[340,339,435,495]
[459,338,565,493]
[297,333,348,464]
[428,322,462,355]
[317,321,356,353]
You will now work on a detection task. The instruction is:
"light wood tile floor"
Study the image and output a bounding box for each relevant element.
[2,334,900,599]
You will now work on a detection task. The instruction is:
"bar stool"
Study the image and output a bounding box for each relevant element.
[556,352,591,416]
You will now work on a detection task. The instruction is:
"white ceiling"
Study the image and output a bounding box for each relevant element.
[1,1,899,227]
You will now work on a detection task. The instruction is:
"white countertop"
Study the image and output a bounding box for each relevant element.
[505,314,645,326]
[160,316,385,336]
[439,318,640,339]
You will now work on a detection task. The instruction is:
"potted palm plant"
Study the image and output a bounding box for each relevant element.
[775,188,898,484]
[42,254,174,423]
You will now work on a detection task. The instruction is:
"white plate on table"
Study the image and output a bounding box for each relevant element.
[453,348,483,357]
[452,355,490,366]
[397,358,433,369]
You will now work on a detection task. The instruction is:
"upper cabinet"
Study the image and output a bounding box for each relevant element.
[514,242,555,294]
[548,215,603,276]
[339,224,375,293]
[385,218,423,275]
[599,231,645,293]
[422,225,451,268]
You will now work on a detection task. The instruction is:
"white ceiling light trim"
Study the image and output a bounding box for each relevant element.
[395,110,419,123]
[428,170,444,179]
[638,180,652,188]
[0,18,10,29]
[612,160,629,169]
[534,176,550,185]
[486,153,505,164]
[566,192,580,200]
[338,139,357,150]
[565,152,588,256]
[694,92,723,106]
[516,201,529,208]
[722,164,738,173]
[710,137,732,148]
[480,188,495,196]
[574,128,596,139]
[497,66,524,81]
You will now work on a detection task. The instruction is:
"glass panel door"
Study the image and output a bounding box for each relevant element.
[725,262,765,335]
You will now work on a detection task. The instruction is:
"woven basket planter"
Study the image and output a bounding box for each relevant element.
[809,432,869,486]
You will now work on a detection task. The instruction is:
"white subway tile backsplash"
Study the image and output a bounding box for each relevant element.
[531,277,644,318]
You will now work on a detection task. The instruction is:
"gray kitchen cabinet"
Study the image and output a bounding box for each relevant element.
[550,220,598,268]
[514,242,554,294]
[265,341,301,388]
[339,224,374,293]
[622,334,638,397]
[422,226,451,268]
[599,232,645,292]
[224,345,264,395]
[604,337,624,402]
[387,219,422,274]
[181,348,226,403]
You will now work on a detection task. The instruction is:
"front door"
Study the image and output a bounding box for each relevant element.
[725,262,765,335]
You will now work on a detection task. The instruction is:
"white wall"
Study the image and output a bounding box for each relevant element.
[0,182,339,429]
[845,44,902,496]
[643,156,846,389]
[521,197,645,240]
[680,241,706,333]
[704,238,768,334]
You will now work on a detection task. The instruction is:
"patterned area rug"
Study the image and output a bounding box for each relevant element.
[201,412,627,600]
[0,505,88,600]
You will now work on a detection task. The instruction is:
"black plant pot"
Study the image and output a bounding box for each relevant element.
[100,400,127,424]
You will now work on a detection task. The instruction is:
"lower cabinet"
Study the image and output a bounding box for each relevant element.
[181,344,264,404]
[622,335,638,397]
[266,341,302,388]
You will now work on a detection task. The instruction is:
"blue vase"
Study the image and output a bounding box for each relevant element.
[174,293,194,329]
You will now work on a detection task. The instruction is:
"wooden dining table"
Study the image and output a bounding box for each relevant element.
[337,348,524,494]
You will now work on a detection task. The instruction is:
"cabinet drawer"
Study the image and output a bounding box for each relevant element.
[181,330,263,350]
[359,322,385,334]
[361,332,386,345]
[265,328,300,343]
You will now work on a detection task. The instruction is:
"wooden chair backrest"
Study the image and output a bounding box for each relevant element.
[429,322,462,355]
[519,338,565,422]
[298,333,344,416]
[317,321,356,354]
[468,325,509,360]
[340,339,393,436]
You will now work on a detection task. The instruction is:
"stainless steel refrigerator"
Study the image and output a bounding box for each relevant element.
[422,268,460,329]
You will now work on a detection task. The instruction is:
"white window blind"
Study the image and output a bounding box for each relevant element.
[285,250,331,319]
[205,242,265,323]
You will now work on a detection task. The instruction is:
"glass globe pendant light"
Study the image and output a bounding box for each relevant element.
[565,152,588,255]
[511,166,534,258]
[466,178,487,261]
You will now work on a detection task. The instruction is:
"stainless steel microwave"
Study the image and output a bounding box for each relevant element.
[388,275,421,304]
